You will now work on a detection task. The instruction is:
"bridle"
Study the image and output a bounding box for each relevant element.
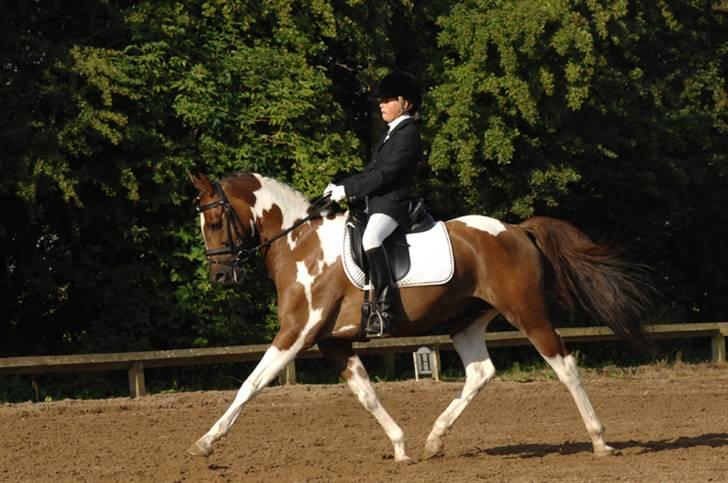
[197,181,334,282]
[197,182,258,281]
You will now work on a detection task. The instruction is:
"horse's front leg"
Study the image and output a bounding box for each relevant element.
[186,342,299,457]
[319,341,414,463]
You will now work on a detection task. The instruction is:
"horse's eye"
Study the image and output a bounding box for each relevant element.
[209,221,223,231]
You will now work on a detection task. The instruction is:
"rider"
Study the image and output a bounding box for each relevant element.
[323,70,423,337]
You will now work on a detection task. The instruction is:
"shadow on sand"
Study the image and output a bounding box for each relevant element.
[462,433,728,459]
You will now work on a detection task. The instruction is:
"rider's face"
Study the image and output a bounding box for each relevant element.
[379,97,412,123]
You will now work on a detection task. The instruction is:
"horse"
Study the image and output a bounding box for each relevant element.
[186,171,655,462]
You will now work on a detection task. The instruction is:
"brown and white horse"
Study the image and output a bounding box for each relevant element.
[186,171,654,462]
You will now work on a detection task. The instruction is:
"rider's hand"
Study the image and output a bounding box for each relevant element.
[323,183,336,197]
[330,185,346,202]
[323,184,346,202]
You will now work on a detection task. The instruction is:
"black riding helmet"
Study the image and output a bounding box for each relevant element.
[373,71,421,111]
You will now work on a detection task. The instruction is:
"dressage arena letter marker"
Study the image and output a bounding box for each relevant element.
[413,346,440,381]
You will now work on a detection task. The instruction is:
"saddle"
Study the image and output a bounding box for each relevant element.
[346,200,435,281]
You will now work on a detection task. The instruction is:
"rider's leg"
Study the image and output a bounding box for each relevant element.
[362,213,399,252]
[362,213,399,336]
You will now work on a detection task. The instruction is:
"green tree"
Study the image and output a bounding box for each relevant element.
[0,0,387,355]
[2,0,725,365]
[427,0,727,320]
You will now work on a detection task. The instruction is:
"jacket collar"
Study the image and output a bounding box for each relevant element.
[387,114,412,133]
[379,116,414,147]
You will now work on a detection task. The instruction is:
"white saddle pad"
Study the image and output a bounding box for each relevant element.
[342,221,455,289]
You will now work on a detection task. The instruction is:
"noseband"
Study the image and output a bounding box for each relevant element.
[197,181,334,283]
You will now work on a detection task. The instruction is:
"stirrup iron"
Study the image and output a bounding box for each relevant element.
[365,310,386,338]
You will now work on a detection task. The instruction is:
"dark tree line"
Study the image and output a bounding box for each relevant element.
[1,0,726,358]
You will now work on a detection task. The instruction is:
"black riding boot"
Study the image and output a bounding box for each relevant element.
[363,246,398,337]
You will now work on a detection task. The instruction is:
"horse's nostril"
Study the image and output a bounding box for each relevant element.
[213,272,227,283]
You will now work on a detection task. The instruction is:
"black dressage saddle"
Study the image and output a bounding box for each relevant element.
[346,200,435,282]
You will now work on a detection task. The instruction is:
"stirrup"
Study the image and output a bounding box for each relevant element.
[363,305,396,338]
[365,310,386,338]
[360,301,378,338]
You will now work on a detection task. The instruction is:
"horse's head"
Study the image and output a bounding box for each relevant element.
[189,171,259,285]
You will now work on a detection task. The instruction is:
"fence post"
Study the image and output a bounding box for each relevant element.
[431,346,441,382]
[280,360,297,385]
[711,333,726,364]
[128,362,146,398]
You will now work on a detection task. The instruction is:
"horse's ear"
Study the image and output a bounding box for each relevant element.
[188,170,215,195]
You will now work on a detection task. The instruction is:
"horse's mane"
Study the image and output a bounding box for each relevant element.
[230,172,312,228]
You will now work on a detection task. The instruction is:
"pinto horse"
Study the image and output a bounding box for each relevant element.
[186,171,654,461]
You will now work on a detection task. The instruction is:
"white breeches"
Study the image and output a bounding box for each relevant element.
[362,213,399,251]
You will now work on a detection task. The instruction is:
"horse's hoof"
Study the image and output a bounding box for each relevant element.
[423,438,444,459]
[395,455,417,464]
[186,439,213,457]
[594,444,616,457]
[423,448,443,460]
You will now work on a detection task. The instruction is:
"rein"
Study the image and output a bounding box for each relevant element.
[252,196,334,254]
[198,181,334,280]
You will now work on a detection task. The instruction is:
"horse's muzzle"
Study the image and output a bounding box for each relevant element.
[209,262,245,285]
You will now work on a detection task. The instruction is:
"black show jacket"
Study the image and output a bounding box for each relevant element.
[341,118,423,226]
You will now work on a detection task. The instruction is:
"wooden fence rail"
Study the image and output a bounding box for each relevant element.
[1,322,726,398]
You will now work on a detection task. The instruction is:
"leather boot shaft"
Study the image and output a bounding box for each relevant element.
[362,246,398,337]
[366,246,394,304]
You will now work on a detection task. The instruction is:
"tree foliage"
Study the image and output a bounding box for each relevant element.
[427,0,727,317]
[1,0,725,358]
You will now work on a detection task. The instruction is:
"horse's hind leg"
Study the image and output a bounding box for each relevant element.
[423,309,498,459]
[319,340,413,463]
[525,323,616,456]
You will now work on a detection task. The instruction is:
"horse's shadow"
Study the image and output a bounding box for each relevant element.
[463,433,728,459]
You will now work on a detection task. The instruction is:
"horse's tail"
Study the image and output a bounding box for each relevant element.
[520,216,656,349]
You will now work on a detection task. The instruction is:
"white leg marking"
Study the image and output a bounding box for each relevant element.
[542,353,615,456]
[346,356,413,463]
[187,346,297,456]
[425,316,495,458]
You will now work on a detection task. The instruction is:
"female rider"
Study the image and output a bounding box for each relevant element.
[324,71,423,337]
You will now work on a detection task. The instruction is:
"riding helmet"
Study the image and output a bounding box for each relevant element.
[374,71,421,109]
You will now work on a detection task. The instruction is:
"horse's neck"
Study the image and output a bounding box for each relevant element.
[263,211,347,288]
[247,174,337,282]
[250,174,311,240]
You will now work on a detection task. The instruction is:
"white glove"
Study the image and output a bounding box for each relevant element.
[323,183,346,202]
[323,183,336,197]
